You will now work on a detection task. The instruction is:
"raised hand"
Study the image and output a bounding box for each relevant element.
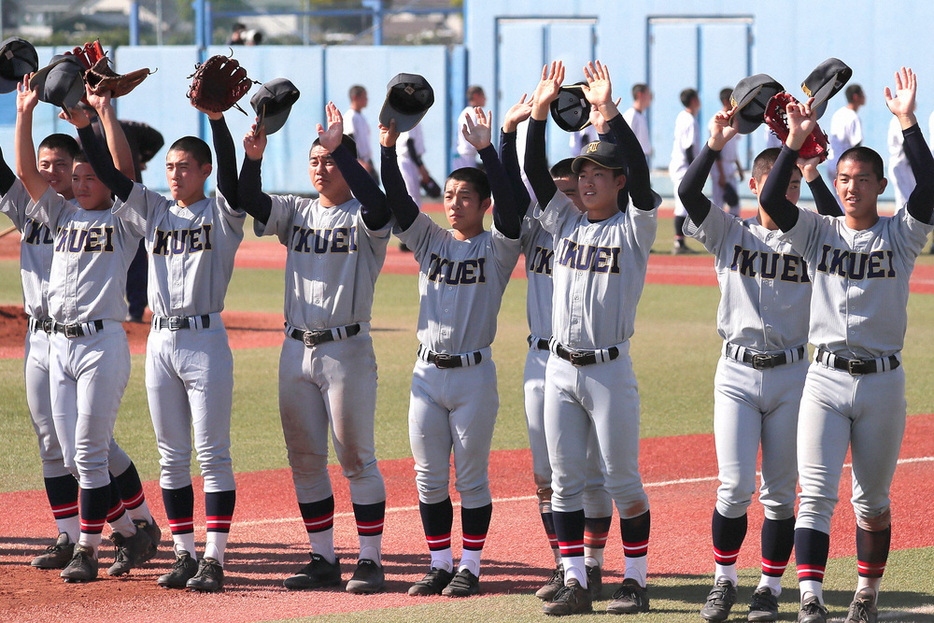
[243,123,267,161]
[503,93,532,133]
[885,66,917,126]
[531,61,565,119]
[58,106,90,128]
[85,84,112,114]
[16,75,38,114]
[462,107,492,150]
[708,107,739,150]
[796,154,822,182]
[581,61,613,107]
[378,119,399,148]
[316,101,344,152]
[785,98,817,151]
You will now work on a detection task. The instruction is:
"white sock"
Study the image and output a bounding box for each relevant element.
[308,528,336,564]
[856,577,881,596]
[124,501,154,525]
[800,582,824,605]
[458,549,482,577]
[174,533,197,559]
[624,556,648,587]
[757,575,782,596]
[430,547,454,573]
[714,563,738,587]
[109,512,136,538]
[78,533,102,557]
[584,555,601,569]
[359,534,382,565]
[563,556,588,588]
[204,532,229,565]
[58,517,81,543]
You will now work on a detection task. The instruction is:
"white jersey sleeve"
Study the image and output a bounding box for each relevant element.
[521,214,555,339]
[1,180,55,318]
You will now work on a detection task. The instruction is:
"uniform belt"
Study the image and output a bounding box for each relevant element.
[816,348,900,376]
[152,314,212,331]
[417,344,484,369]
[553,341,620,367]
[27,316,54,334]
[527,334,550,351]
[287,323,361,347]
[50,319,105,338]
[724,343,806,370]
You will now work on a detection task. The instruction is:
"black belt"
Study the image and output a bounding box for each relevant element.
[50,319,105,338]
[417,345,483,369]
[527,335,549,351]
[152,314,212,331]
[817,348,900,376]
[288,323,361,347]
[27,316,54,334]
[729,344,806,370]
[554,343,620,367]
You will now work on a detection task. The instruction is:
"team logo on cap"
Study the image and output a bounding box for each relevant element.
[587,142,599,153]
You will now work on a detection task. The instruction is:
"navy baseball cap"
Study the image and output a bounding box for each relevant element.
[0,37,38,94]
[550,82,591,133]
[802,58,852,119]
[729,74,785,134]
[30,55,86,113]
[571,141,627,173]
[379,73,434,132]
[250,78,301,135]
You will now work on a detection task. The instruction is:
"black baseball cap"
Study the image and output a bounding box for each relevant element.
[0,37,38,94]
[30,55,86,113]
[729,74,785,134]
[379,73,434,132]
[571,141,627,173]
[250,78,301,135]
[802,58,853,119]
[550,82,591,133]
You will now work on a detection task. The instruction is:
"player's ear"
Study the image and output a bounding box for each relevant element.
[479,197,492,212]
[749,176,759,196]
[876,177,887,195]
[201,162,213,178]
[614,173,627,190]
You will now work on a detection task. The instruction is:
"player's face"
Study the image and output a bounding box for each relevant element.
[554,176,584,212]
[444,178,488,240]
[72,162,112,211]
[834,158,885,223]
[308,145,351,202]
[38,147,74,198]
[577,161,625,217]
[165,149,212,207]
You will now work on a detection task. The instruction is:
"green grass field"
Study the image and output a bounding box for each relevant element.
[2,211,933,621]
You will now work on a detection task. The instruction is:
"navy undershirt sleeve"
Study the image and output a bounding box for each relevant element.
[0,147,15,195]
[678,144,717,225]
[210,117,238,210]
[331,143,390,230]
[607,114,654,211]
[759,145,801,232]
[524,118,557,207]
[380,144,420,231]
[236,157,272,224]
[76,124,134,202]
[479,144,521,239]
[902,123,934,223]
[807,174,842,217]
[499,129,532,215]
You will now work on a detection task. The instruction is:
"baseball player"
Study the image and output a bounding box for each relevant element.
[378,106,521,598]
[16,82,155,583]
[345,85,376,179]
[669,87,701,254]
[76,95,245,592]
[621,83,653,162]
[524,60,658,616]
[452,85,486,169]
[238,102,391,594]
[760,67,933,623]
[678,108,840,623]
[1,129,159,573]
[886,106,915,210]
[708,88,745,218]
[826,84,864,181]
[498,96,613,601]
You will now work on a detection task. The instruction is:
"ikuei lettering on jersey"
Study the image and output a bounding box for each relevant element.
[54,225,115,253]
[152,224,213,256]
[426,253,486,284]
[728,245,810,283]
[23,218,54,247]
[557,238,621,274]
[290,225,358,254]
[815,245,895,279]
[527,245,553,275]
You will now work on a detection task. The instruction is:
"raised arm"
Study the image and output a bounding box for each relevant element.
[379,120,420,231]
[500,94,533,214]
[239,124,272,224]
[88,89,134,180]
[524,62,564,207]
[797,156,842,217]
[760,100,817,231]
[317,102,390,230]
[886,67,934,223]
[464,107,520,239]
[678,109,738,224]
[14,76,48,202]
[203,110,239,209]
[0,145,16,196]
[65,106,135,203]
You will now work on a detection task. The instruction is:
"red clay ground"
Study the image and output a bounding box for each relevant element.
[1,414,932,623]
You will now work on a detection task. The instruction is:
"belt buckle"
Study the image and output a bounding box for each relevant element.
[167,316,185,331]
[433,353,455,368]
[847,359,864,376]
[568,350,588,367]
[752,354,771,370]
[42,318,54,333]
[302,331,318,347]
[63,324,81,338]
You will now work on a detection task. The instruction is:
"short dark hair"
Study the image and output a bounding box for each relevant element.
[550,158,575,180]
[845,84,863,103]
[168,137,212,166]
[752,148,781,180]
[73,152,89,165]
[446,167,490,202]
[310,134,357,160]
[467,85,485,101]
[632,83,649,99]
[838,146,884,180]
[680,88,699,108]
[349,85,366,99]
[719,87,732,104]
[38,134,81,159]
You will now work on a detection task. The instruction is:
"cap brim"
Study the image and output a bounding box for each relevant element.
[258,107,291,135]
[0,76,18,94]
[379,100,427,133]
[571,154,624,173]
[731,112,763,135]
[29,57,79,99]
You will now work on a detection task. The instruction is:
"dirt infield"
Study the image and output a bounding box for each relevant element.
[1,415,932,622]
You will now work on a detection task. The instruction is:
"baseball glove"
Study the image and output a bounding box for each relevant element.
[187,54,257,115]
[763,92,829,161]
[421,176,442,199]
[66,40,152,98]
